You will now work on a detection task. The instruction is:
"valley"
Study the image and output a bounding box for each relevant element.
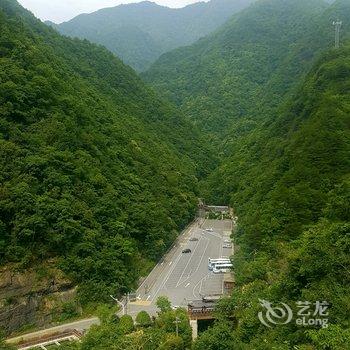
[127,218,233,317]
[1,0,350,349]
[50,0,255,71]
[6,216,233,349]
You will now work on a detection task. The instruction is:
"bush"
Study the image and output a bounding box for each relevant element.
[136,311,152,327]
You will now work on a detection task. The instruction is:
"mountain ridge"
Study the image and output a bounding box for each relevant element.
[50,0,255,71]
[143,0,332,137]
[0,0,213,311]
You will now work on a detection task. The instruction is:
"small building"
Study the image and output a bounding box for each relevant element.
[223,273,235,294]
[188,298,219,340]
[187,299,217,320]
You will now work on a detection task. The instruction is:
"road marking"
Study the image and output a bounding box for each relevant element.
[205,231,222,239]
[134,220,232,307]
[192,272,210,299]
[193,238,209,274]
[185,283,190,288]
[177,235,210,288]
[150,251,183,303]
[161,262,164,266]
[146,295,150,301]
[175,237,204,287]
[136,221,197,293]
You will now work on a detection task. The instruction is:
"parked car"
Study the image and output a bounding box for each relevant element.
[223,244,232,249]
[182,248,192,253]
[205,228,214,232]
[189,237,199,241]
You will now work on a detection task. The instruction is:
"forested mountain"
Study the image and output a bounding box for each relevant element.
[195,42,350,350]
[1,0,349,347]
[144,0,350,347]
[0,0,213,303]
[51,0,255,72]
[144,0,349,138]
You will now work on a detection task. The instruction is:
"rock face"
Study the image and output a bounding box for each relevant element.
[0,264,78,335]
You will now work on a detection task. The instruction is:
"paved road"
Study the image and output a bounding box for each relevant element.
[127,218,233,316]
[6,318,100,345]
[7,218,233,345]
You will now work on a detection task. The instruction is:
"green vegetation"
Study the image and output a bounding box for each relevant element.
[195,44,350,349]
[52,0,254,71]
[0,0,215,305]
[1,0,349,348]
[205,211,230,220]
[156,296,172,313]
[52,301,80,322]
[144,0,349,139]
[144,0,350,347]
[0,330,15,350]
[57,297,191,350]
[135,311,152,327]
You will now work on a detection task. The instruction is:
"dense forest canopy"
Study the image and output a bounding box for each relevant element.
[0,0,349,348]
[143,0,350,348]
[143,0,350,141]
[197,43,350,349]
[0,0,215,302]
[51,0,255,72]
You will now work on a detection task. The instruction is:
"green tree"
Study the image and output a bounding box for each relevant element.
[159,334,184,350]
[136,311,152,327]
[95,304,118,325]
[116,315,135,335]
[0,0,209,309]
[156,296,172,313]
[307,325,350,350]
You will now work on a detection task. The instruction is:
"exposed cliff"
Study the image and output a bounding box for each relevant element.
[0,264,78,335]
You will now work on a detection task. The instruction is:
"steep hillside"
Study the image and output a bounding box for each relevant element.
[52,0,255,71]
[144,0,350,347]
[0,0,211,304]
[144,0,348,137]
[195,43,350,350]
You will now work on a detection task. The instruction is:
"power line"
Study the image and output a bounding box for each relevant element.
[333,20,342,49]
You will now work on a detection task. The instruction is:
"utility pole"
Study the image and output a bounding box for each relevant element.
[110,294,129,315]
[333,20,342,49]
[110,295,125,315]
[174,317,181,337]
[125,293,129,315]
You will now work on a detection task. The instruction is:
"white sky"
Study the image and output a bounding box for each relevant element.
[17,0,207,24]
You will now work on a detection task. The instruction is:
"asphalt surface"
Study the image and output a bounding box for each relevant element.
[7,218,233,345]
[127,218,233,316]
[6,318,100,345]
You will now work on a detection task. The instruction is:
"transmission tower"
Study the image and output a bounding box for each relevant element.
[333,20,342,49]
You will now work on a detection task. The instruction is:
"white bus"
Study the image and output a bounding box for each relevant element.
[208,258,230,270]
[212,263,233,274]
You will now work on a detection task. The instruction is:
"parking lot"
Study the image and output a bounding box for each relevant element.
[127,219,233,316]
